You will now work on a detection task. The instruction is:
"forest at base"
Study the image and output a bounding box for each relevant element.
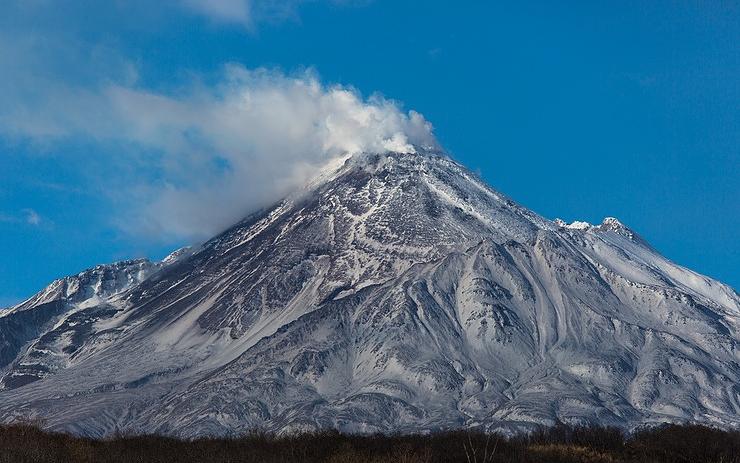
[1,422,739,463]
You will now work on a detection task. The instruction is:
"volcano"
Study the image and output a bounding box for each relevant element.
[1,148,738,437]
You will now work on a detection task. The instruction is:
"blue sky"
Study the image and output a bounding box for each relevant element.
[0,0,738,305]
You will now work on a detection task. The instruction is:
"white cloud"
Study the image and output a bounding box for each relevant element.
[0,64,436,241]
[23,209,42,226]
[0,209,43,226]
[178,0,359,28]
[0,0,429,243]
[181,0,253,27]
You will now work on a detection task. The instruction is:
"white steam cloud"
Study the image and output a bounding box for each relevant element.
[0,64,436,240]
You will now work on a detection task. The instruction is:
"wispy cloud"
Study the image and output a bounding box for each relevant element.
[178,0,365,29]
[181,0,254,27]
[31,181,85,194]
[3,1,360,32]
[23,209,42,226]
[0,209,43,226]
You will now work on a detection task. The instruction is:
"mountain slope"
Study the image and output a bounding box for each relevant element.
[1,149,738,437]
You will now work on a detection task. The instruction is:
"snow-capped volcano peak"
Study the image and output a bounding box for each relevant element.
[1,148,739,437]
[554,216,650,250]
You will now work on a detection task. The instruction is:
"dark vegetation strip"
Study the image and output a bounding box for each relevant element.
[1,422,739,463]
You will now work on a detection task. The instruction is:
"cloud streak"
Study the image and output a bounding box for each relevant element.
[178,0,362,29]
[181,0,254,27]
[0,209,43,227]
